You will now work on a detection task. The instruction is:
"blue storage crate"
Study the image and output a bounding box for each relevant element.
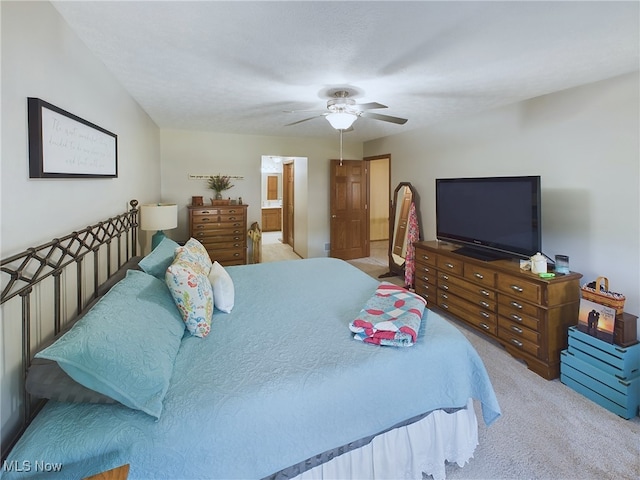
[560,327,640,419]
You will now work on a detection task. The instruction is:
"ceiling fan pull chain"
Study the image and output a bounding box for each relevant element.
[339,129,343,166]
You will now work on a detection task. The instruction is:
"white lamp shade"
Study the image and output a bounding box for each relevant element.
[140,203,178,231]
[326,112,357,130]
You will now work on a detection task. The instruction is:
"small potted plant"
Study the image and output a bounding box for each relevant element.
[208,174,234,201]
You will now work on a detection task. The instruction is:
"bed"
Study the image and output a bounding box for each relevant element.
[0,201,500,480]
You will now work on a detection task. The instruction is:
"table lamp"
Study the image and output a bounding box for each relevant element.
[140,203,178,251]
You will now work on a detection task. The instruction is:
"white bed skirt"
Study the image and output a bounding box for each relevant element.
[295,398,478,480]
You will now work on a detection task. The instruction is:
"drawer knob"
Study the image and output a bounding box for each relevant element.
[511,314,523,323]
[480,301,490,308]
[441,274,449,281]
[510,301,523,310]
[480,289,490,297]
[441,284,449,291]
[480,311,490,318]
[511,325,523,334]
[422,276,430,282]
[202,218,211,222]
[441,303,449,310]
[445,263,455,269]
[510,338,524,348]
[229,209,237,213]
[440,293,448,300]
[201,210,211,214]
[474,272,484,279]
[510,285,524,293]
[480,322,490,331]
[233,253,240,257]
[229,216,237,220]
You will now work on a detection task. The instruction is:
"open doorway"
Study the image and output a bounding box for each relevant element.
[366,154,391,265]
[260,156,285,247]
[260,155,307,260]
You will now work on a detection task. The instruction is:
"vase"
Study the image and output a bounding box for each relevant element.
[215,191,223,200]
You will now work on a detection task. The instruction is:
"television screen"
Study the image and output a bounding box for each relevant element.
[435,175,541,260]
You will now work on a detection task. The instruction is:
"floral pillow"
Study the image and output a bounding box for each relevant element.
[174,237,212,275]
[166,260,213,338]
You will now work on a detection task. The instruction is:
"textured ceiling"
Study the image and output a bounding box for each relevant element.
[52,1,639,142]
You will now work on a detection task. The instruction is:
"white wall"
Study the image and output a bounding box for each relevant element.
[365,72,640,326]
[1,0,161,446]
[159,129,362,258]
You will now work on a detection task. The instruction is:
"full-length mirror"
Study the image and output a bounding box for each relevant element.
[380,182,420,284]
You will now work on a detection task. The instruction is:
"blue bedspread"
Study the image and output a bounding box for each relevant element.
[2,258,500,479]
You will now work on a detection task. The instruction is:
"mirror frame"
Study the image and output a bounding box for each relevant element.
[381,182,420,278]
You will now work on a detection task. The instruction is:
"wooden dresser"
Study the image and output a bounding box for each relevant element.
[414,240,582,380]
[188,204,248,266]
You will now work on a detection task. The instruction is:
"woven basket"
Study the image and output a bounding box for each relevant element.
[581,276,626,315]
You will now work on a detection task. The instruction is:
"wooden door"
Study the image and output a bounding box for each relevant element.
[330,160,369,260]
[283,162,294,247]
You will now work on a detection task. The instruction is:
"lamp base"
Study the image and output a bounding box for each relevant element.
[151,230,167,251]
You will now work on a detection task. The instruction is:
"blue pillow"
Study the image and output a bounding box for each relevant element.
[35,270,185,419]
[138,236,180,279]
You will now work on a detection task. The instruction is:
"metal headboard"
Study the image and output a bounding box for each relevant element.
[0,199,139,460]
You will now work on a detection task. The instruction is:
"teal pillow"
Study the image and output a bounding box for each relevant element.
[35,270,185,419]
[138,236,180,279]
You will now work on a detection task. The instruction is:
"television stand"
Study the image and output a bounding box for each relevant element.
[414,240,583,380]
[453,246,510,262]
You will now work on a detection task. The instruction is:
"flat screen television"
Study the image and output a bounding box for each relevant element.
[435,175,541,261]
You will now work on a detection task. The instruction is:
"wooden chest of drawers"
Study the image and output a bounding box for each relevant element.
[561,326,640,418]
[188,205,248,266]
[414,240,583,380]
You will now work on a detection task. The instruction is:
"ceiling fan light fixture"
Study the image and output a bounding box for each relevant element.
[326,112,357,130]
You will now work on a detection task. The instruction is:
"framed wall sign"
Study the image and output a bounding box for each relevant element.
[28,97,118,178]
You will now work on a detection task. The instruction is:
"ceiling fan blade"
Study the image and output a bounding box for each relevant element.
[283,109,325,114]
[360,111,408,125]
[356,102,388,110]
[285,115,323,126]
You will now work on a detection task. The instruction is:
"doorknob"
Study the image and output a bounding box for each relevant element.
[331,215,337,218]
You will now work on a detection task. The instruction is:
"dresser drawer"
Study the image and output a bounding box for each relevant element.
[436,255,463,276]
[437,292,497,335]
[415,249,437,267]
[463,264,496,288]
[192,228,244,241]
[200,238,245,250]
[210,248,246,263]
[414,263,437,286]
[414,282,436,304]
[190,208,222,216]
[192,215,245,227]
[497,274,541,304]
[498,316,540,345]
[498,299,541,332]
[438,274,496,304]
[498,326,540,357]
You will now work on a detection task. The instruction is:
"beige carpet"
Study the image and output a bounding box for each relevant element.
[440,314,640,480]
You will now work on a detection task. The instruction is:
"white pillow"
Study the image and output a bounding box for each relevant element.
[208,261,235,313]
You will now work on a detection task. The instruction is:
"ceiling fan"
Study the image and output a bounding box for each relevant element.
[285,90,408,130]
